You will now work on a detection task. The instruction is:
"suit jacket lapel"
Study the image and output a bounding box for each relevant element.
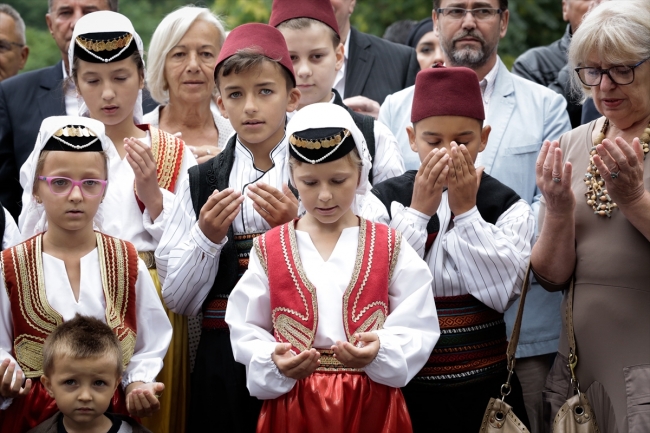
[37,61,66,118]
[345,28,374,98]
[482,58,515,174]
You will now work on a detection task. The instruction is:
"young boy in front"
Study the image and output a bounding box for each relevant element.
[155,23,301,433]
[269,0,405,184]
[361,66,534,431]
[29,315,151,433]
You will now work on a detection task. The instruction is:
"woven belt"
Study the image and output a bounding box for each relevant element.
[138,251,156,269]
[202,298,229,330]
[315,349,363,373]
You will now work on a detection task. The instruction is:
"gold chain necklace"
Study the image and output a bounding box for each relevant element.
[584,119,650,217]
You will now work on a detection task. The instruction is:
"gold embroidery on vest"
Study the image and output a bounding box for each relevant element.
[150,126,182,191]
[253,237,268,276]
[342,219,368,342]
[274,314,313,353]
[389,229,401,282]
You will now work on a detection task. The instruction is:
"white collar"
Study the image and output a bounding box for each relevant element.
[479,59,500,105]
[235,135,287,170]
[343,28,351,60]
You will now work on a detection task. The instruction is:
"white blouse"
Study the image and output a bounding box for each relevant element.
[225,226,439,400]
[361,191,535,313]
[0,248,172,409]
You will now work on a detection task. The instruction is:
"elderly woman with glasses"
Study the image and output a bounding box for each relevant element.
[144,6,234,163]
[532,1,650,431]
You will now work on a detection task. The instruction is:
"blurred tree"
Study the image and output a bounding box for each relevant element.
[8,0,564,73]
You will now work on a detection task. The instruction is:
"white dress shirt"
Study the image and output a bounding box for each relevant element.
[225,225,439,399]
[333,29,351,98]
[156,138,291,316]
[361,191,534,313]
[476,61,499,168]
[0,249,172,409]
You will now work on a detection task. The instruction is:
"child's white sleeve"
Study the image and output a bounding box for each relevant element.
[360,192,429,258]
[364,238,439,387]
[2,208,21,250]
[0,262,19,410]
[226,249,297,400]
[443,199,535,313]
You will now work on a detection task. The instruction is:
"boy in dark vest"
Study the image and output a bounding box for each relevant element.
[155,23,301,433]
[361,65,534,431]
[269,0,405,184]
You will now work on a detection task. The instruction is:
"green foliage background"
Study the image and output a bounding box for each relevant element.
[8,0,563,73]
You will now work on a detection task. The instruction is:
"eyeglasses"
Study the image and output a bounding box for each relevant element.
[574,58,650,86]
[436,8,502,20]
[0,39,24,53]
[38,176,108,197]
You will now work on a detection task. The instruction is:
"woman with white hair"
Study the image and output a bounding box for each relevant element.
[532,1,650,431]
[144,6,234,163]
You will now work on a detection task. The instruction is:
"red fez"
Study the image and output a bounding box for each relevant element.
[411,65,485,123]
[269,0,340,36]
[215,23,295,85]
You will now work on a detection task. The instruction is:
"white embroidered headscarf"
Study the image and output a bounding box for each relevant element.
[18,116,110,238]
[67,11,146,124]
[285,103,373,214]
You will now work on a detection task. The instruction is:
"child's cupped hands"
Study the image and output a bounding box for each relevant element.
[447,142,483,216]
[126,381,165,418]
[0,358,32,398]
[272,343,320,380]
[124,137,163,218]
[411,148,449,217]
[198,188,245,243]
[331,332,380,369]
[248,183,299,227]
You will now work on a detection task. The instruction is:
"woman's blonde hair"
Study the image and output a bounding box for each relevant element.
[146,6,227,104]
[569,0,650,101]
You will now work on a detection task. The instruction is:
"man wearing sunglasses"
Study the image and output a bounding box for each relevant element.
[0,5,28,83]
[378,2,571,432]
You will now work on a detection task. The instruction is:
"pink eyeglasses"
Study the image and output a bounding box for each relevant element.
[38,176,108,197]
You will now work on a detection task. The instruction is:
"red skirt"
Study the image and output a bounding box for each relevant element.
[257,371,412,433]
[0,380,129,433]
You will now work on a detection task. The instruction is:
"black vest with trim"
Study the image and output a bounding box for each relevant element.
[371,170,522,234]
[332,89,376,182]
[188,134,239,300]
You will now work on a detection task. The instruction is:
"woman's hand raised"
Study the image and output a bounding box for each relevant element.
[536,140,575,216]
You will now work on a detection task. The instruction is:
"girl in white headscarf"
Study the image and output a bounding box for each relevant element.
[225,103,439,432]
[18,12,195,433]
[0,116,171,432]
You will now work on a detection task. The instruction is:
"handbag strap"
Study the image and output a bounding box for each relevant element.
[500,262,532,399]
[565,278,582,394]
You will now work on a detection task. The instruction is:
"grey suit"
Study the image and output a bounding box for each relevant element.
[345,27,420,104]
[0,61,158,220]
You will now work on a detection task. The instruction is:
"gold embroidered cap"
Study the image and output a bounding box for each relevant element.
[74,31,137,63]
[43,125,103,151]
[289,127,356,164]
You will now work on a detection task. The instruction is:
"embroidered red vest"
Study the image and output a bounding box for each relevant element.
[134,124,186,212]
[1,232,139,378]
[255,218,401,354]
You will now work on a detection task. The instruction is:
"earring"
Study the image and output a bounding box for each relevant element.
[34,197,42,204]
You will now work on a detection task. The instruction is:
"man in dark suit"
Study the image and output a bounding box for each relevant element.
[0,0,156,220]
[330,0,420,117]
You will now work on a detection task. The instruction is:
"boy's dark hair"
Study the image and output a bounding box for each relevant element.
[42,314,123,377]
[433,0,508,10]
[215,48,296,92]
[382,20,417,45]
[277,18,341,49]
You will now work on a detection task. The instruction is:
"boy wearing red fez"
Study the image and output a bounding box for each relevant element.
[361,66,534,431]
[156,23,301,433]
[270,0,405,185]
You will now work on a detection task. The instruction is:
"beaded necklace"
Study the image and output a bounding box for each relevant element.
[584,119,650,217]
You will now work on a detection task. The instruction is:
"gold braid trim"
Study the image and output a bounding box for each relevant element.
[253,236,268,276]
[289,129,350,150]
[388,229,401,282]
[342,219,368,343]
[150,126,183,191]
[76,33,133,52]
